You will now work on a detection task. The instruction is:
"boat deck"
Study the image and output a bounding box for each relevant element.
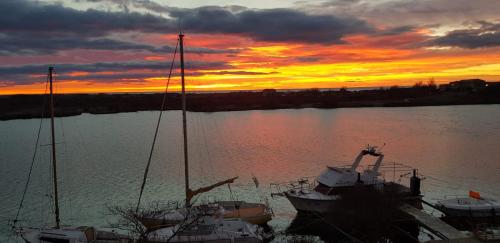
[400,204,480,242]
[424,239,482,243]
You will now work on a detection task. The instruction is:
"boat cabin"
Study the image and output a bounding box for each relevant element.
[314,146,385,195]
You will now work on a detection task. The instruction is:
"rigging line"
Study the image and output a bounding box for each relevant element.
[13,73,50,228]
[54,71,75,223]
[136,38,179,213]
[200,115,215,182]
[195,115,206,184]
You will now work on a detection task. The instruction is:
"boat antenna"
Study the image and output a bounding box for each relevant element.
[179,31,191,207]
[49,66,61,229]
[379,143,386,152]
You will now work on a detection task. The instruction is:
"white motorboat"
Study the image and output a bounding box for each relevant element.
[280,146,385,213]
[436,192,500,218]
[146,216,264,243]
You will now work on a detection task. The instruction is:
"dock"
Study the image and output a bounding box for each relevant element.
[400,204,482,242]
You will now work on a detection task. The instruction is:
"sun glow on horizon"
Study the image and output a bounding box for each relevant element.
[1,27,500,95]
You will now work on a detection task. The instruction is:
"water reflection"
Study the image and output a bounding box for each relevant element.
[1,105,500,242]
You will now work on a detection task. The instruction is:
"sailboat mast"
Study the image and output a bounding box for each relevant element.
[179,33,190,206]
[48,67,61,228]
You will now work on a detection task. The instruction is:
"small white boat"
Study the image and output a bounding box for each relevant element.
[20,226,130,243]
[280,146,385,213]
[146,216,265,243]
[436,193,500,218]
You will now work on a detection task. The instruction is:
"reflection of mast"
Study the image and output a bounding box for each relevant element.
[179,33,238,206]
[49,67,61,228]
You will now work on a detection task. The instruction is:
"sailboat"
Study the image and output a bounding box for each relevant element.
[146,216,265,243]
[135,32,272,229]
[137,33,269,242]
[15,67,131,243]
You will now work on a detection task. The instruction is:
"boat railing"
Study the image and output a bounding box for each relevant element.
[269,162,417,197]
[375,162,416,183]
[440,195,467,200]
[270,176,317,197]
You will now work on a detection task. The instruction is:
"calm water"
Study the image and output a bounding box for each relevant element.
[1,105,500,242]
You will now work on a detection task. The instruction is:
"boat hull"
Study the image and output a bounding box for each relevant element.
[20,227,130,243]
[436,197,500,218]
[218,201,272,225]
[145,217,264,243]
[139,202,272,229]
[140,212,272,229]
[437,206,500,218]
[285,194,338,214]
[146,236,262,243]
[139,218,181,230]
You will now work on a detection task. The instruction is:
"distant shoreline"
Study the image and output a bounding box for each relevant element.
[1,84,499,121]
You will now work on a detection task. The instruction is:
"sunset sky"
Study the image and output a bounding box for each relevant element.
[0,0,499,94]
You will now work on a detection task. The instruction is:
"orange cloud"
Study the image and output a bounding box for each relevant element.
[2,29,500,95]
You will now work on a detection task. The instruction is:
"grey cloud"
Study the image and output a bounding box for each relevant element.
[300,0,500,28]
[295,57,321,62]
[0,61,229,84]
[0,35,162,56]
[0,34,235,56]
[0,0,374,45]
[428,22,500,49]
[172,6,374,44]
[376,26,416,36]
[0,0,175,37]
[74,0,171,13]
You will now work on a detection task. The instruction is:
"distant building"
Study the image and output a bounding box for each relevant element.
[262,88,277,96]
[440,79,487,91]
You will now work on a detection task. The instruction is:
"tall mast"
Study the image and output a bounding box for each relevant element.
[49,67,61,228]
[179,33,190,206]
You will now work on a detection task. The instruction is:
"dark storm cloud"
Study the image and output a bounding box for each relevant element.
[74,0,171,13]
[301,0,500,28]
[74,1,375,43]
[171,6,374,44]
[0,34,235,56]
[0,0,374,46]
[0,0,174,37]
[429,22,500,49]
[0,0,177,55]
[0,35,161,56]
[376,26,416,36]
[0,61,229,84]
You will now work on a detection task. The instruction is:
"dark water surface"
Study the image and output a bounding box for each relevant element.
[1,105,500,242]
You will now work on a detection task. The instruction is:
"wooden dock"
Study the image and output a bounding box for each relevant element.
[400,204,481,242]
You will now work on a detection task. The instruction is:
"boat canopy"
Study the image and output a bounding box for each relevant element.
[317,146,385,188]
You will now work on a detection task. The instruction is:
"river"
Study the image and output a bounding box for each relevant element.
[1,105,500,242]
